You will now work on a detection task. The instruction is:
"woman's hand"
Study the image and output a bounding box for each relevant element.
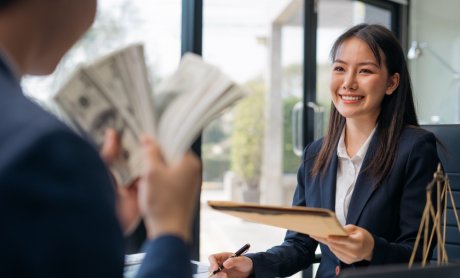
[208,252,253,278]
[310,224,374,264]
[100,128,141,235]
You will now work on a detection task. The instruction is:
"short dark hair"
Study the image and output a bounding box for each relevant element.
[0,0,15,9]
[311,24,418,187]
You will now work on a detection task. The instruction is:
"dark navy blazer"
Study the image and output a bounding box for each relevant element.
[0,57,191,277]
[247,126,439,278]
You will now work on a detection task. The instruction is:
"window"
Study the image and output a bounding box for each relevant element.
[408,0,460,124]
[200,1,303,276]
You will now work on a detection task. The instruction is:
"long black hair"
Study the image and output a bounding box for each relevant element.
[311,24,418,187]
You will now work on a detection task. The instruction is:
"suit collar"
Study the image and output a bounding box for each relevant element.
[0,47,21,82]
[346,130,380,225]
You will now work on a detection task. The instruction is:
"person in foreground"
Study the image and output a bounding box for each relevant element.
[209,24,439,278]
[0,0,200,277]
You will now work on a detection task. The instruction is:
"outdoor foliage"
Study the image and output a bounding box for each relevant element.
[204,63,304,185]
[202,118,231,181]
[283,96,302,173]
[230,80,265,188]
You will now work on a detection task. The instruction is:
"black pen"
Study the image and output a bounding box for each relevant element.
[209,243,251,277]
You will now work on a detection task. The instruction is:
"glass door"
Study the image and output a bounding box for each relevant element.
[200,1,304,275]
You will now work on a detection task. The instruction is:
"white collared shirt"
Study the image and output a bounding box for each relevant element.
[335,126,376,226]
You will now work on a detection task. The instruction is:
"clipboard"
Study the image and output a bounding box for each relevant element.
[208,201,347,237]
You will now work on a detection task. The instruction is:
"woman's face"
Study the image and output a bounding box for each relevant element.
[330,37,399,124]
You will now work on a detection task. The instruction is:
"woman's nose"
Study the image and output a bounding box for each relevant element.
[342,72,358,91]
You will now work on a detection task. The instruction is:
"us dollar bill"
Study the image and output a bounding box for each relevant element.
[118,44,156,136]
[83,49,142,136]
[54,70,142,186]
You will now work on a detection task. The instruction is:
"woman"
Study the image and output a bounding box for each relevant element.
[209,24,439,278]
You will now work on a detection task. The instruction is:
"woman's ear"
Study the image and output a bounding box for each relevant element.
[386,73,400,95]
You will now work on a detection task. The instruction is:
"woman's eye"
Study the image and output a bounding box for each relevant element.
[333,66,344,72]
[359,68,373,74]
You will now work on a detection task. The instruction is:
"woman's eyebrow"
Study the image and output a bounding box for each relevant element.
[333,59,380,68]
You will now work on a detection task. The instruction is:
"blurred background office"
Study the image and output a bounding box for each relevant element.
[22,1,460,277]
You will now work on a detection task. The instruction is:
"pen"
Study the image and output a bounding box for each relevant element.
[209,243,250,277]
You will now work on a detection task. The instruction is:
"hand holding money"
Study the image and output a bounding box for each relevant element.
[55,44,247,186]
[100,128,140,234]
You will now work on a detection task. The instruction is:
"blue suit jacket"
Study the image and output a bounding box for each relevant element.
[247,127,439,278]
[0,57,191,277]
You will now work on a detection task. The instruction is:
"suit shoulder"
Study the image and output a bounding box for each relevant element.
[303,138,324,160]
[0,93,89,150]
[0,99,100,173]
[395,126,438,164]
[400,126,436,146]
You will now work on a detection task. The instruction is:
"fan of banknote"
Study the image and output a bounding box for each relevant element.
[54,44,247,186]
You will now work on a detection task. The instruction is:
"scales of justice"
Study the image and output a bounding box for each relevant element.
[409,164,460,267]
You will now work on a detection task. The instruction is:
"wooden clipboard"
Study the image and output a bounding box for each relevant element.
[208,201,347,237]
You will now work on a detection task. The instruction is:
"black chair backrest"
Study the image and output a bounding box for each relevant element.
[422,124,460,262]
[339,263,460,278]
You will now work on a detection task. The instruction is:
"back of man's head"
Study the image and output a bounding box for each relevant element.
[0,0,14,8]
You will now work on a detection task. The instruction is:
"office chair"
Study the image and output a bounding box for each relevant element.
[303,124,460,278]
[422,124,460,262]
[339,263,460,278]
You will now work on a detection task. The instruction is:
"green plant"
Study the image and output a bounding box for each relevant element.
[230,80,265,188]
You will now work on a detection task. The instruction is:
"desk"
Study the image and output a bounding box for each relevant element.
[124,253,209,278]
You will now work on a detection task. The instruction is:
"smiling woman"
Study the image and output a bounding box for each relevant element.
[313,24,415,186]
[330,37,399,129]
[208,24,440,278]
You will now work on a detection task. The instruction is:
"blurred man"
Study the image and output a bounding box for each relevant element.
[0,0,201,277]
